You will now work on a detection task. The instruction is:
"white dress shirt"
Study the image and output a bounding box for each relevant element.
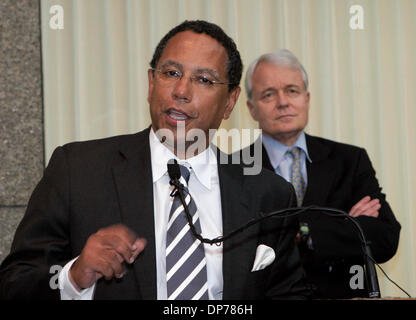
[59,128,223,300]
[262,132,312,184]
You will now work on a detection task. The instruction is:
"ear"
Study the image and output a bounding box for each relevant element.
[305,91,311,111]
[246,99,258,121]
[223,86,241,120]
[147,69,155,104]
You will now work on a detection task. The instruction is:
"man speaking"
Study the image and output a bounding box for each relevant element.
[0,21,309,300]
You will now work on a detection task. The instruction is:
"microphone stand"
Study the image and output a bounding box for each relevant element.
[306,206,381,298]
[167,161,381,298]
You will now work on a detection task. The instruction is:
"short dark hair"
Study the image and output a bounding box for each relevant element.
[150,20,243,91]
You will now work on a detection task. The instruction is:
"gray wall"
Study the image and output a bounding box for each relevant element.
[0,0,44,263]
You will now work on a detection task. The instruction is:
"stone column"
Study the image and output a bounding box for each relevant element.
[0,0,44,262]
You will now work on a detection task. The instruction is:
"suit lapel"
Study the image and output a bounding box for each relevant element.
[261,143,274,172]
[218,159,260,299]
[112,128,157,299]
[302,134,336,206]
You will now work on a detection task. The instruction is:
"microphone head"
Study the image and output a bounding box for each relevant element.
[167,159,181,181]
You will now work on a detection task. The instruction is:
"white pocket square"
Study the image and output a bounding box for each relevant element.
[251,244,276,272]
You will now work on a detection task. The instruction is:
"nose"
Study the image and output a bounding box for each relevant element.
[277,90,289,109]
[172,75,192,103]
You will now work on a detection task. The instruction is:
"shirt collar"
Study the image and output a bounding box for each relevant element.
[262,131,312,170]
[149,128,217,190]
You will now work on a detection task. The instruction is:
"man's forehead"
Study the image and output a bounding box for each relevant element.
[157,31,227,72]
[253,62,304,86]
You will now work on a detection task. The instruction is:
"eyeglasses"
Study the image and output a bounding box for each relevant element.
[151,67,234,90]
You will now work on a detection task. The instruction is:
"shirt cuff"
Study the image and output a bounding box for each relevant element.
[59,257,96,300]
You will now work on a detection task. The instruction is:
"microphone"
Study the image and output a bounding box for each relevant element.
[167,159,181,183]
[167,159,185,197]
[363,241,381,298]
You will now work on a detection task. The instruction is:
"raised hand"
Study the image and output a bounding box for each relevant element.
[69,224,146,290]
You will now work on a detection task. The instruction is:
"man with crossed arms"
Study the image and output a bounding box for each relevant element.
[243,49,401,298]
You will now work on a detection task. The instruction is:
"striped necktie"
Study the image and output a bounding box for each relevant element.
[287,147,306,206]
[166,165,209,300]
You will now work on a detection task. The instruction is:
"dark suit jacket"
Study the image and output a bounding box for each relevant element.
[0,127,309,300]
[244,133,401,298]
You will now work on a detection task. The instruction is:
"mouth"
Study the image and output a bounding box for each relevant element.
[276,114,296,120]
[166,108,190,121]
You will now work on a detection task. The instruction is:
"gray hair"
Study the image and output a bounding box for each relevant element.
[245,49,309,100]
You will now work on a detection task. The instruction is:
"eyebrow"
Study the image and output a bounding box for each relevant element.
[159,60,183,71]
[194,68,221,81]
[260,84,302,95]
[159,60,221,81]
[286,84,302,90]
[260,87,277,95]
